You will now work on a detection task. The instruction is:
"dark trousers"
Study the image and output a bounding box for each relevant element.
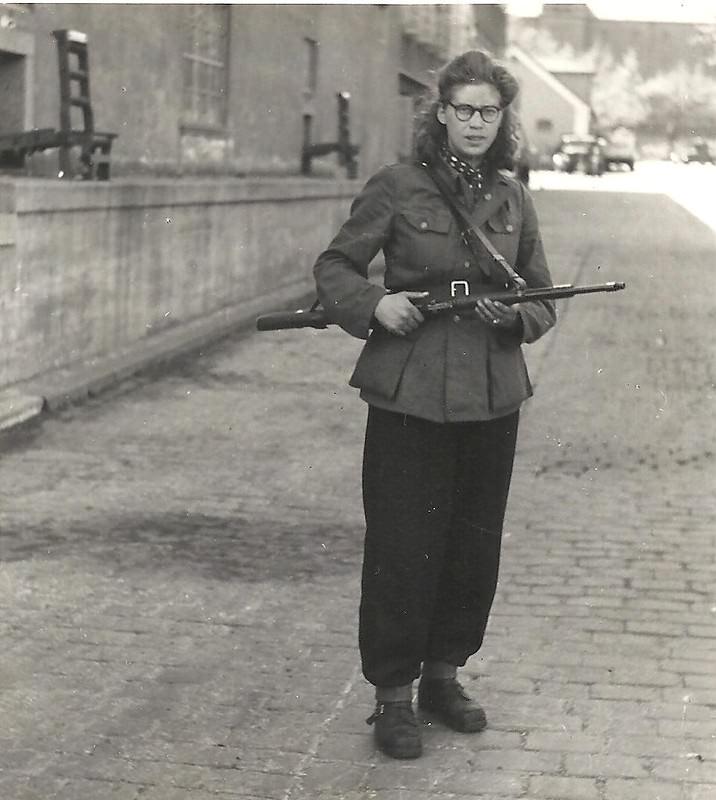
[359,406,519,688]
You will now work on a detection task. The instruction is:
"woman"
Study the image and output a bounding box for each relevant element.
[313,50,556,759]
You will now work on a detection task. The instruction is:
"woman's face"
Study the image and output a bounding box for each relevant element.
[437,82,503,166]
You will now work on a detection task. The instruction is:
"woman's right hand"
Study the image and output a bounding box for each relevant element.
[373,292,428,336]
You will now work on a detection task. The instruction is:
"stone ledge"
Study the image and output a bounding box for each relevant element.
[5,280,315,419]
[10,175,361,214]
[0,390,44,432]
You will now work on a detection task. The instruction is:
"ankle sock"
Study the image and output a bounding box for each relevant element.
[421,661,457,680]
[375,683,413,703]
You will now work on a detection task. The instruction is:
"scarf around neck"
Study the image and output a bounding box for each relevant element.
[439,144,484,192]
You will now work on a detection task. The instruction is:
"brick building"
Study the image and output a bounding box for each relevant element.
[507,45,592,166]
[509,2,711,79]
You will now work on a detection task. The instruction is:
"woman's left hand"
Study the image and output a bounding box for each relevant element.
[475,298,520,331]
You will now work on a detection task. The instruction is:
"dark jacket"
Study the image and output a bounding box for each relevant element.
[313,161,556,422]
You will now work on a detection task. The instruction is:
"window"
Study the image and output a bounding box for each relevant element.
[182,5,229,129]
[304,37,319,99]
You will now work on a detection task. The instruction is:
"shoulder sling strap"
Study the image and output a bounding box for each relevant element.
[425,165,526,290]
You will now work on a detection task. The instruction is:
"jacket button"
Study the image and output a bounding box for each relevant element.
[453,314,460,323]
[484,192,492,200]
[420,221,428,229]
[506,223,514,232]
[464,261,470,269]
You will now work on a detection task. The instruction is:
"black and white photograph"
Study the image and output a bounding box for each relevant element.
[1,1,715,798]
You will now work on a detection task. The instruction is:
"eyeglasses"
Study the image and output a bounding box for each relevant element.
[447,102,502,123]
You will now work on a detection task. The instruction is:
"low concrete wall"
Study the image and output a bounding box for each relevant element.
[0,176,358,400]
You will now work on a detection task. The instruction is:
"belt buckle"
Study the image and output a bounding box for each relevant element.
[450,280,470,298]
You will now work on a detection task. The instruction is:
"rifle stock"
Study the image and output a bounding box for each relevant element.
[256,281,626,331]
[256,309,329,331]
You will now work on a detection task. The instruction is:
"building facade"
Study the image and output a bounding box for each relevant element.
[0,3,506,180]
[509,3,711,79]
[508,45,592,165]
[0,4,509,400]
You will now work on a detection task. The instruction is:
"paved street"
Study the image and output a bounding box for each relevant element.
[1,172,715,800]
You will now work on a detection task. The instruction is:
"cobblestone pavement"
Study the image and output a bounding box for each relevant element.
[1,188,715,800]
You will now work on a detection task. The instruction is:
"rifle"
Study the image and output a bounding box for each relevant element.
[255,281,626,332]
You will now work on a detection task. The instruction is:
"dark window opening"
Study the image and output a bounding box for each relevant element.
[0,50,27,134]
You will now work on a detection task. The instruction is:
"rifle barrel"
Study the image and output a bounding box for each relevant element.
[518,280,625,302]
[442,281,626,311]
[547,281,626,297]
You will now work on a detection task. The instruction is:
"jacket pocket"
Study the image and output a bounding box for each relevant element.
[349,326,418,400]
[400,209,452,234]
[485,202,516,234]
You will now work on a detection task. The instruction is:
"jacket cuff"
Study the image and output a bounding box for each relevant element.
[332,284,387,339]
[495,312,524,344]
[517,303,556,344]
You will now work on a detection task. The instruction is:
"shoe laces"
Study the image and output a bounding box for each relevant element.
[451,679,471,701]
[424,677,472,702]
[366,701,417,727]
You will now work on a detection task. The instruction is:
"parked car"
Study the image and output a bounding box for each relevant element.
[684,138,713,164]
[601,128,637,171]
[670,137,714,164]
[552,134,605,175]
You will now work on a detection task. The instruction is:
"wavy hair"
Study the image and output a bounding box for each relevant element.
[414,50,521,177]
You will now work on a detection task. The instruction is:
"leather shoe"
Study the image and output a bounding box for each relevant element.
[366,701,422,759]
[418,677,487,733]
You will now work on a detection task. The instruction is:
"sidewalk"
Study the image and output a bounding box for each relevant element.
[1,188,715,800]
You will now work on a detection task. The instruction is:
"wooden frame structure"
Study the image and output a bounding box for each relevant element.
[0,29,117,180]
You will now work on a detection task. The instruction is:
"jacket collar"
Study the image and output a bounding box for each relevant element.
[428,163,510,228]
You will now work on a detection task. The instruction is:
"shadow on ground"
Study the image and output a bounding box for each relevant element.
[1,511,364,583]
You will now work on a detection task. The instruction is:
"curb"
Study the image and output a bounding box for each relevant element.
[0,390,44,432]
[1,282,316,428]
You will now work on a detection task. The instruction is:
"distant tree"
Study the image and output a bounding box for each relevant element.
[512,24,647,133]
[637,62,716,145]
[511,17,716,149]
[509,23,579,63]
[591,48,647,132]
[690,24,716,75]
